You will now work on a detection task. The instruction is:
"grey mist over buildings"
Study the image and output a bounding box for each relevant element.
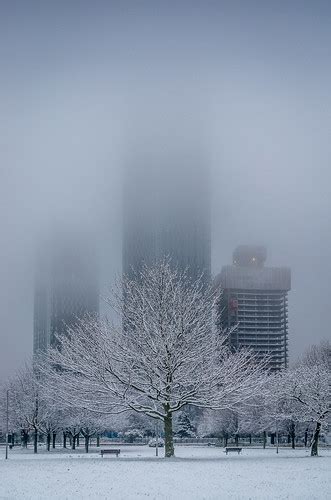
[1,2,330,379]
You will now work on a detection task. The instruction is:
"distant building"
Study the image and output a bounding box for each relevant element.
[122,134,211,282]
[33,230,99,353]
[215,246,291,371]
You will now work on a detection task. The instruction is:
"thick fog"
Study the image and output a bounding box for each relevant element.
[1,2,330,379]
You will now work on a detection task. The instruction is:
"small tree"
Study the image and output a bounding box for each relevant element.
[280,343,330,456]
[7,364,48,453]
[199,409,241,445]
[174,411,196,438]
[75,410,108,453]
[61,412,82,450]
[238,396,269,448]
[284,364,329,456]
[6,362,69,453]
[39,410,62,451]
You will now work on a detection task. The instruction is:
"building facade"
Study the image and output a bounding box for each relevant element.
[216,246,291,371]
[33,230,99,353]
[122,142,211,282]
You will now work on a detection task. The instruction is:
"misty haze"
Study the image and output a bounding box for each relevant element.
[0,2,330,499]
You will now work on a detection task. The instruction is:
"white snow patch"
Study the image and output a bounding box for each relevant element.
[0,446,330,499]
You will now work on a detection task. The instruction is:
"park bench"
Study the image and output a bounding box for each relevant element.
[224,447,242,455]
[100,449,120,458]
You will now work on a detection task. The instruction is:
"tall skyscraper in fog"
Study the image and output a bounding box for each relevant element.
[122,120,211,282]
[216,246,291,371]
[33,229,99,353]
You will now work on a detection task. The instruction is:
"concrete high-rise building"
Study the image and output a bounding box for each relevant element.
[215,246,291,371]
[33,229,99,354]
[122,132,211,282]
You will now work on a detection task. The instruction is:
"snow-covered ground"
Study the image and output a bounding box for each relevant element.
[0,445,330,499]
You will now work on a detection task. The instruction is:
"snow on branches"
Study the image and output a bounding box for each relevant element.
[280,358,330,456]
[41,258,266,457]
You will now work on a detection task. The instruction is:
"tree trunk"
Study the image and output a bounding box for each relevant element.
[304,429,308,448]
[249,434,252,445]
[263,431,266,449]
[96,435,100,447]
[22,430,29,448]
[34,428,38,454]
[46,432,51,451]
[72,434,76,450]
[63,432,67,448]
[290,422,295,450]
[164,411,174,458]
[77,434,80,447]
[85,434,89,454]
[235,434,239,446]
[310,422,321,457]
[225,435,228,447]
[52,432,56,449]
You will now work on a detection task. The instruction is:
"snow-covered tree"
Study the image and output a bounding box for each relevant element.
[234,374,299,450]
[280,358,330,456]
[174,411,196,438]
[262,375,301,449]
[41,259,267,457]
[75,410,108,453]
[301,340,330,367]
[199,409,236,444]
[7,363,50,453]
[38,407,63,451]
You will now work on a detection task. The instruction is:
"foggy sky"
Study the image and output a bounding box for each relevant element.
[1,1,330,379]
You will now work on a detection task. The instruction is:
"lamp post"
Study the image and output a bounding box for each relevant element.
[155,421,159,457]
[5,389,9,459]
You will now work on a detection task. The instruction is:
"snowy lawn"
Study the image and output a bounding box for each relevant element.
[0,445,330,499]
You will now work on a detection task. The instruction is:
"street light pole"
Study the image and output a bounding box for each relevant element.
[155,421,159,457]
[5,389,9,459]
